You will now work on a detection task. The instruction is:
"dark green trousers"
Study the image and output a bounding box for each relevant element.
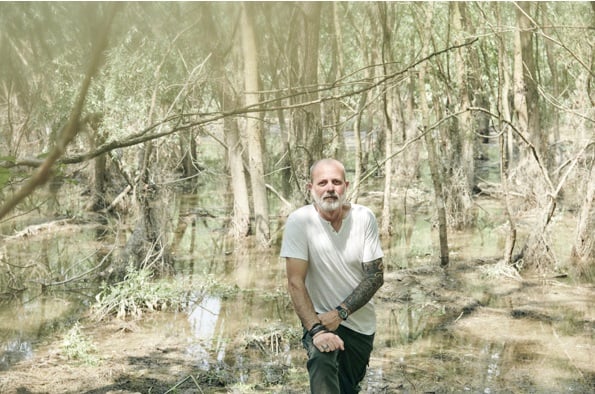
[302,325,375,394]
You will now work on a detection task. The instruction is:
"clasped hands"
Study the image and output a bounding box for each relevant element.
[312,309,345,353]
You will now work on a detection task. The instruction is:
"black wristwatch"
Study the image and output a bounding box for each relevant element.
[336,305,349,320]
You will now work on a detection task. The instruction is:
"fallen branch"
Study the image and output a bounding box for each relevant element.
[164,375,204,394]
[2,218,73,241]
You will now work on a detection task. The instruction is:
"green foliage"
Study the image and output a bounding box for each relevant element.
[61,322,100,366]
[92,264,188,321]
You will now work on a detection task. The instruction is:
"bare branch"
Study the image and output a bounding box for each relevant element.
[2,39,478,170]
[0,5,120,220]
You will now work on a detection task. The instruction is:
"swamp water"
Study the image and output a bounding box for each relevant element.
[0,192,593,393]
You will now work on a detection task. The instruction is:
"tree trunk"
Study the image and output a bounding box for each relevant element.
[226,111,251,238]
[495,2,514,170]
[495,4,517,266]
[302,2,323,162]
[117,144,172,279]
[84,112,107,212]
[203,3,251,239]
[571,155,595,276]
[351,76,368,204]
[328,2,346,162]
[241,2,270,246]
[179,129,199,180]
[452,2,474,188]
[418,4,449,267]
[448,1,474,229]
[378,2,394,238]
[514,2,542,161]
[287,2,322,198]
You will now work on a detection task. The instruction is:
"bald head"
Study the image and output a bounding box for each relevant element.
[309,159,346,183]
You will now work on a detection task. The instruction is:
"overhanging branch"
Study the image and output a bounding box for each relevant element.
[0,5,120,220]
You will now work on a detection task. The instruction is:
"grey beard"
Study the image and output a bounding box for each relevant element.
[313,194,343,212]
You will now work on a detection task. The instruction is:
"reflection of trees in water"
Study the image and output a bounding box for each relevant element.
[0,339,33,371]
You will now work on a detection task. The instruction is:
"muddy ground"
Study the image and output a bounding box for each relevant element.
[0,260,593,394]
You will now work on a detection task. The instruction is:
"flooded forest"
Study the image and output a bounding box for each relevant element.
[0,2,593,393]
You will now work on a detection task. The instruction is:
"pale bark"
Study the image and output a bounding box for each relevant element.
[448,1,474,229]
[495,3,517,265]
[351,80,368,204]
[203,3,251,239]
[513,10,529,138]
[327,2,346,161]
[378,2,394,237]
[418,4,449,267]
[226,115,251,238]
[381,93,393,237]
[287,2,322,195]
[452,2,474,189]
[241,2,270,245]
[571,155,595,272]
[514,2,542,159]
[495,2,514,168]
[301,2,323,161]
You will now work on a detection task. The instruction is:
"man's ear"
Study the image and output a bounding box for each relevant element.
[306,182,313,191]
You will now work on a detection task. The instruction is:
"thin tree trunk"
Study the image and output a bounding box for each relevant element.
[571,154,595,274]
[513,7,529,139]
[418,4,449,267]
[84,112,107,212]
[378,2,394,237]
[226,112,251,238]
[302,2,323,162]
[514,2,542,160]
[452,2,474,190]
[287,2,322,193]
[202,3,251,239]
[328,2,346,162]
[495,2,514,170]
[449,1,474,229]
[500,132,517,265]
[381,94,393,237]
[241,2,269,245]
[179,129,199,180]
[351,79,368,204]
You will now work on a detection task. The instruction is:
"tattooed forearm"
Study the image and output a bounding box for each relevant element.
[343,257,384,314]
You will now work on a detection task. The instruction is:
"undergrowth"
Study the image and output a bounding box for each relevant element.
[92,264,190,321]
[62,323,100,365]
[91,265,242,321]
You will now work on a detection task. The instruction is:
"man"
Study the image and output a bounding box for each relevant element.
[280,158,384,394]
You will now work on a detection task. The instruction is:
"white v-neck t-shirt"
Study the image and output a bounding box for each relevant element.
[280,204,384,335]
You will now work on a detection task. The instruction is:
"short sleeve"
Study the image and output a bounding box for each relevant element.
[363,209,384,263]
[280,212,309,261]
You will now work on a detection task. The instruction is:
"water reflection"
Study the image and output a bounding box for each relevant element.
[0,190,592,393]
[187,295,223,369]
[371,265,594,393]
[0,339,32,371]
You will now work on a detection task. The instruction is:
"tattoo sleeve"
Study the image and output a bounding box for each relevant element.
[343,257,384,314]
